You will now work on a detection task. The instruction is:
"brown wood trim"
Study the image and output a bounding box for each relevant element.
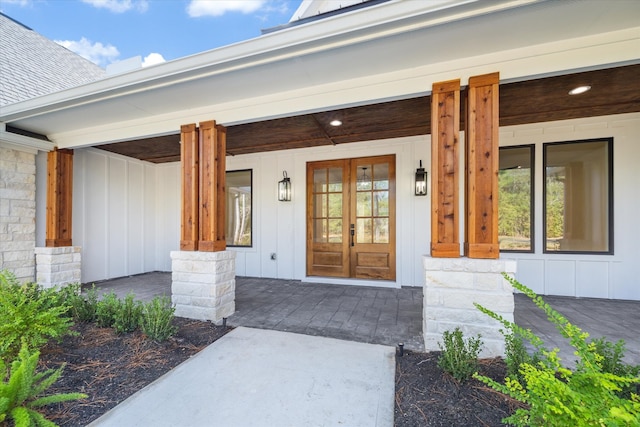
[198,121,227,252]
[465,72,500,259]
[45,148,73,247]
[430,79,461,258]
[180,124,199,251]
[430,243,461,258]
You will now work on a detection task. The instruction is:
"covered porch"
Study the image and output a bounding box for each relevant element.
[90,272,640,365]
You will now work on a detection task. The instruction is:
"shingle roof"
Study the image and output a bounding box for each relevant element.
[0,13,106,107]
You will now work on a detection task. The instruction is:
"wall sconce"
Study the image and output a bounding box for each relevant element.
[278,171,291,201]
[415,160,427,196]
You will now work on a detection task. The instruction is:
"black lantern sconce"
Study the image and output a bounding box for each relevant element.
[415,160,427,196]
[278,171,291,201]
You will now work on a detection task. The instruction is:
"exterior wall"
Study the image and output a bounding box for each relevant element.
[224,135,431,288]
[51,113,639,300]
[0,144,36,282]
[499,113,640,300]
[39,148,179,283]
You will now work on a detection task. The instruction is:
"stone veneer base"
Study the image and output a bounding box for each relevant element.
[423,257,516,358]
[34,246,82,289]
[170,250,236,325]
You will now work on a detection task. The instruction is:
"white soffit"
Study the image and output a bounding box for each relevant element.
[1,0,639,148]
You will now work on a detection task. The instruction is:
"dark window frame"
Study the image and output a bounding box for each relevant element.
[542,137,614,255]
[498,144,535,253]
[226,169,253,248]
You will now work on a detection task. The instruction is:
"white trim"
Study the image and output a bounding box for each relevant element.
[0,125,54,153]
[303,276,401,289]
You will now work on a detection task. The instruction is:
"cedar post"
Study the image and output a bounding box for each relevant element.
[465,72,500,259]
[430,79,461,258]
[45,148,73,247]
[198,121,227,252]
[180,124,199,251]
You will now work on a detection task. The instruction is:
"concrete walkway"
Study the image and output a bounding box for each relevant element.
[89,327,396,427]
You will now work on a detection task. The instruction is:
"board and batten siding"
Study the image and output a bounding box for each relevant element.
[499,113,640,300]
[34,112,639,300]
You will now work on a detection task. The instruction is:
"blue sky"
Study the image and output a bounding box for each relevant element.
[1,0,301,68]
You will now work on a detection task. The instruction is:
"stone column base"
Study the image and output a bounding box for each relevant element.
[423,257,516,358]
[34,246,82,289]
[170,250,236,324]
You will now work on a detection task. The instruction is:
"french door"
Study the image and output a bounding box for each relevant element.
[306,155,396,280]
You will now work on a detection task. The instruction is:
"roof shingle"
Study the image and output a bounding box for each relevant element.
[0,13,106,107]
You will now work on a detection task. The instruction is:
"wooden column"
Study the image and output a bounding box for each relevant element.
[430,79,461,258]
[465,72,500,259]
[180,124,199,251]
[198,120,227,252]
[46,148,73,247]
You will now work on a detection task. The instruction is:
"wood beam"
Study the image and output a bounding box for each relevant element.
[465,72,500,259]
[198,121,227,252]
[45,148,73,247]
[430,80,461,258]
[180,124,199,251]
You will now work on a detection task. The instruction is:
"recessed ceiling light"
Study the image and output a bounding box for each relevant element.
[568,85,591,95]
[330,119,342,126]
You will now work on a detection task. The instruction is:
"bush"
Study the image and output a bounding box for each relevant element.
[0,270,74,362]
[141,296,177,342]
[503,329,542,384]
[437,327,483,382]
[0,342,86,426]
[95,292,121,328]
[474,274,640,426]
[113,293,143,334]
[62,284,99,323]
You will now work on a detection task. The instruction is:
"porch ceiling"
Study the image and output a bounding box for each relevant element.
[97,64,640,163]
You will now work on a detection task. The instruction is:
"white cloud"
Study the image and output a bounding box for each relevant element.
[1,0,31,6]
[142,53,166,67]
[55,37,120,67]
[81,0,149,13]
[187,0,266,17]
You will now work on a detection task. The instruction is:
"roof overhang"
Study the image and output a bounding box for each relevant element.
[1,0,639,149]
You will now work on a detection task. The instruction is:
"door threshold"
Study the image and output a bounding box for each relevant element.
[303,276,400,289]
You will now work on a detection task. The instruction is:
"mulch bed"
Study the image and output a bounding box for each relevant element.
[37,320,518,426]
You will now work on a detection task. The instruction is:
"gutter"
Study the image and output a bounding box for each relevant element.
[0,0,539,123]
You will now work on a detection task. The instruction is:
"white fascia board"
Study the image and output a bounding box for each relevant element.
[0,0,534,122]
[48,27,640,149]
[0,123,54,153]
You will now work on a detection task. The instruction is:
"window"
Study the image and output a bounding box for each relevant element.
[543,138,613,254]
[499,145,534,252]
[226,169,252,247]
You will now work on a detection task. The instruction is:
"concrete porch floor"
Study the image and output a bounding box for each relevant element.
[90,272,640,364]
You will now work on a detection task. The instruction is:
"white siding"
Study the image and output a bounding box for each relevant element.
[59,113,639,299]
[70,149,168,283]
[500,113,640,300]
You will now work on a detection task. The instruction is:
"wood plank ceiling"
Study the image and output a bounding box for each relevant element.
[97,64,640,163]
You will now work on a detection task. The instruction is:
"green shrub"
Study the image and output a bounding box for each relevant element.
[141,296,177,342]
[0,270,74,362]
[0,342,86,426]
[474,274,640,426]
[503,329,542,384]
[113,293,143,334]
[70,285,99,323]
[437,327,483,382]
[590,336,640,399]
[95,292,121,328]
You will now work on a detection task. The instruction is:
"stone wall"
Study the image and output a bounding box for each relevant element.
[423,257,516,358]
[35,246,82,289]
[171,250,236,324]
[0,146,36,282]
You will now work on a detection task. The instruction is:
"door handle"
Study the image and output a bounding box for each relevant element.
[350,224,355,247]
